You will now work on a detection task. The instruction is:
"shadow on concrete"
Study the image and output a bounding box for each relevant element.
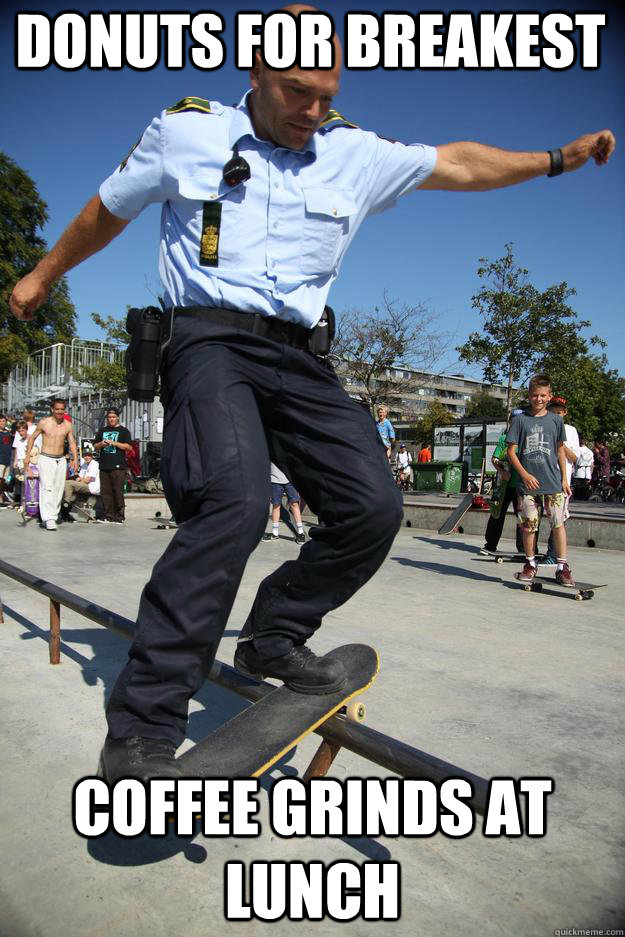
[3,603,390,866]
[412,536,481,554]
[391,558,502,584]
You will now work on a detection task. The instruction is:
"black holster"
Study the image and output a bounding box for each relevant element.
[125,306,164,402]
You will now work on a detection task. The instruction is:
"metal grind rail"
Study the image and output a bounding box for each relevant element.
[0,558,489,815]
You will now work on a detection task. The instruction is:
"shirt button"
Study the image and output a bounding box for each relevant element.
[274,182,279,189]
[332,207,337,216]
[273,222,278,229]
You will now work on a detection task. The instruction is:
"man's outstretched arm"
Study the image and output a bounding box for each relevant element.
[420,129,615,191]
[10,195,130,321]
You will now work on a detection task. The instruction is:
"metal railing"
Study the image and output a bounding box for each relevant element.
[0,558,489,814]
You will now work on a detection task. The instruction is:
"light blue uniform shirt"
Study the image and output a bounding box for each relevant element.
[100,92,436,328]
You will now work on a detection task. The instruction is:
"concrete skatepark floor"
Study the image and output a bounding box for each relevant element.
[0,509,623,937]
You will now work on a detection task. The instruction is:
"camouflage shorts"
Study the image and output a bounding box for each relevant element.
[517,492,567,531]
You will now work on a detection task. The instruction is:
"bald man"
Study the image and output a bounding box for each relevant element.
[10,5,616,782]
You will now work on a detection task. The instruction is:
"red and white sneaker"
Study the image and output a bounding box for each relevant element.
[555,563,576,588]
[517,562,537,582]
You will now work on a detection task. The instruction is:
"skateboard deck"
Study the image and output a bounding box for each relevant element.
[70,502,96,522]
[150,513,178,529]
[438,493,474,535]
[513,573,607,601]
[480,550,546,564]
[178,644,378,778]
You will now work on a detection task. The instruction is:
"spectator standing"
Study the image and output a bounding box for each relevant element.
[396,443,413,487]
[594,441,611,481]
[482,409,525,554]
[375,405,395,460]
[418,445,432,463]
[93,408,132,524]
[573,438,594,499]
[0,414,13,507]
[263,462,306,543]
[12,408,35,444]
[24,399,78,530]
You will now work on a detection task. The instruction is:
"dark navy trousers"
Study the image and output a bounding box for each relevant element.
[106,316,403,746]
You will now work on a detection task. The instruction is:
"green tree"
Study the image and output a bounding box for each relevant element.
[463,389,507,421]
[72,313,128,399]
[333,292,447,415]
[538,345,625,445]
[411,401,455,446]
[457,244,589,414]
[0,151,76,380]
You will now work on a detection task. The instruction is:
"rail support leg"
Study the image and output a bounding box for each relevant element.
[50,599,61,665]
[303,740,341,780]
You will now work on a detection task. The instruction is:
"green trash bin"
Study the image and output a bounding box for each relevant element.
[441,462,464,494]
[412,461,465,493]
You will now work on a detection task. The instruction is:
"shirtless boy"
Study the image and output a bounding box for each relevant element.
[24,399,78,531]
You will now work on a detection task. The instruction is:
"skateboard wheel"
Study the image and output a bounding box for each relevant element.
[496,556,503,564]
[523,584,531,591]
[575,593,583,601]
[345,700,366,722]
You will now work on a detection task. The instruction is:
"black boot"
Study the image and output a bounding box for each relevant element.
[99,736,182,784]
[234,642,346,694]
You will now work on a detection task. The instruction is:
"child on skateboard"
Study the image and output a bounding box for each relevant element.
[507,374,575,587]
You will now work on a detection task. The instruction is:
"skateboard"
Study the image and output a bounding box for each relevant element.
[438,493,474,535]
[513,573,607,601]
[69,502,96,523]
[178,644,378,778]
[480,549,546,564]
[150,512,178,529]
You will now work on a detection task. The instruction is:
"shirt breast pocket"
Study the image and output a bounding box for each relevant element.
[178,173,244,269]
[300,187,356,276]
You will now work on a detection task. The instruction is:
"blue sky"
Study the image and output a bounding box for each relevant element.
[2,0,624,379]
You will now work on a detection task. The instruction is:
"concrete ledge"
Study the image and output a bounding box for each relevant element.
[399,499,625,551]
[126,493,625,550]
[124,493,169,518]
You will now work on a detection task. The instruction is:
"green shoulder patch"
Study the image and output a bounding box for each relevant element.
[319,109,359,132]
[166,96,212,116]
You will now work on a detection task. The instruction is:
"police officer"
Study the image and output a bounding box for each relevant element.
[10,5,615,782]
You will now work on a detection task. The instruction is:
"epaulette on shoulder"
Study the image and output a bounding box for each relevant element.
[166,96,212,115]
[318,109,359,132]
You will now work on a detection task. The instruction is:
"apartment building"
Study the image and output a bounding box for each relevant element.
[337,362,510,422]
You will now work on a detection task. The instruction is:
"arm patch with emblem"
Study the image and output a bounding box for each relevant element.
[166,96,212,115]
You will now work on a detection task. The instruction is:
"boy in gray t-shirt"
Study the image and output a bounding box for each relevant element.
[507,374,574,586]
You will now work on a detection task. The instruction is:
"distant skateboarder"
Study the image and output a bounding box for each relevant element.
[507,375,574,587]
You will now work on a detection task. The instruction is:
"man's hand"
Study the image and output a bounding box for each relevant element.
[70,460,78,473]
[10,271,52,321]
[563,482,572,497]
[562,130,616,172]
[523,472,540,490]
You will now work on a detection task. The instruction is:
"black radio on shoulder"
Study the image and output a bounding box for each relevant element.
[125,306,163,402]
[222,144,251,188]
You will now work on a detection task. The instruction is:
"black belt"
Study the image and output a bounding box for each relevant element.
[173,305,313,351]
